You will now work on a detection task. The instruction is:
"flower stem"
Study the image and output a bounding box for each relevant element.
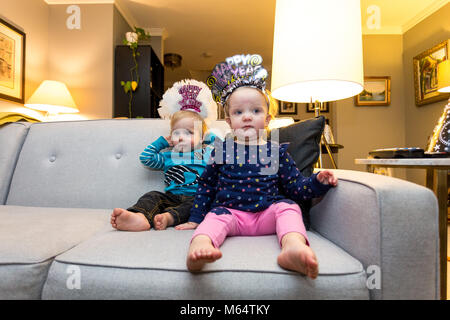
[128,47,139,118]
[128,90,133,118]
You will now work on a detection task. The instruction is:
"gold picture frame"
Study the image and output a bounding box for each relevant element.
[306,102,330,113]
[355,76,391,106]
[413,39,449,106]
[0,18,25,104]
[278,101,298,115]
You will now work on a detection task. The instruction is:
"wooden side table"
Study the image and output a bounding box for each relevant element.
[355,158,450,300]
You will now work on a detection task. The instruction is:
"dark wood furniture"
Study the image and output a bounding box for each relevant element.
[114,45,164,118]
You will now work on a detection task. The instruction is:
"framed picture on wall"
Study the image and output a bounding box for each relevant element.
[0,18,25,104]
[354,76,391,106]
[413,39,449,106]
[278,101,297,115]
[306,102,330,113]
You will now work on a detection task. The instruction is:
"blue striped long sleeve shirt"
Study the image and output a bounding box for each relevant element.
[139,135,216,196]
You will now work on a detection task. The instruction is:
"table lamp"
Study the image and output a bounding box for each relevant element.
[25,80,79,118]
[271,0,364,167]
[426,60,450,153]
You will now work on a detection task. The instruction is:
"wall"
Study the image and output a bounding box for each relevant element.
[0,1,155,121]
[403,3,450,186]
[113,5,132,48]
[0,0,49,119]
[335,34,407,179]
[149,36,163,63]
[48,3,117,120]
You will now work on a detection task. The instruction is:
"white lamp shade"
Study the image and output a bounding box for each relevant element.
[437,60,450,93]
[271,0,364,103]
[25,80,79,114]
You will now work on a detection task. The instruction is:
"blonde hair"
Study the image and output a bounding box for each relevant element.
[170,110,208,136]
[223,87,277,120]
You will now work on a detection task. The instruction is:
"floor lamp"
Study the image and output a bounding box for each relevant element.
[312,100,336,168]
[271,0,364,168]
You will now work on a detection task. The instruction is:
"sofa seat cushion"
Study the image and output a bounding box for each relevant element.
[0,205,110,299]
[42,228,369,299]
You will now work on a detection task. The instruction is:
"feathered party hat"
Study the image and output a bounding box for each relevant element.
[157,79,218,123]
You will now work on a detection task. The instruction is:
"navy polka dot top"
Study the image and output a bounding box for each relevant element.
[188,140,332,224]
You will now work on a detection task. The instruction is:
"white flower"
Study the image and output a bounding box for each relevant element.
[125,32,138,45]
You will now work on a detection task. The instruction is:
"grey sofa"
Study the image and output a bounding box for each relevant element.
[0,119,440,300]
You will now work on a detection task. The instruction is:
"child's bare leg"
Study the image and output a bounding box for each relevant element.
[187,235,222,272]
[153,212,175,230]
[277,232,318,279]
[110,208,150,231]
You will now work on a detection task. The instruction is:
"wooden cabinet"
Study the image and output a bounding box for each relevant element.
[114,45,164,118]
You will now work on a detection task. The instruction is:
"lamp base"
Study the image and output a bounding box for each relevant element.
[313,100,337,169]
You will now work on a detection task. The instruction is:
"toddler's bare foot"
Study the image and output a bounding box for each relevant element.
[187,235,222,272]
[175,222,198,230]
[154,212,174,230]
[110,208,150,231]
[278,232,319,279]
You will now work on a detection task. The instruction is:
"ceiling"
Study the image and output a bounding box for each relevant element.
[46,0,449,87]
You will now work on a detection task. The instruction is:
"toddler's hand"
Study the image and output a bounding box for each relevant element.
[317,170,338,187]
[164,135,174,147]
[175,222,199,230]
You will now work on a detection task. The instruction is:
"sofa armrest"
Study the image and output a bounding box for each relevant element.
[310,169,439,300]
[0,122,31,204]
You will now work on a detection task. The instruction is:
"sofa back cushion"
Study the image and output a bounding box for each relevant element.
[274,116,325,177]
[0,122,31,204]
[6,119,231,209]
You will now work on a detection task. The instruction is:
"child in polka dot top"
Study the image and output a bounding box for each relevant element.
[178,54,338,278]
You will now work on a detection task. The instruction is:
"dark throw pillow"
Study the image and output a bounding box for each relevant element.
[269,116,325,230]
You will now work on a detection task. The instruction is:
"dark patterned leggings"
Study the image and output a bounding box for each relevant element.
[128,191,194,227]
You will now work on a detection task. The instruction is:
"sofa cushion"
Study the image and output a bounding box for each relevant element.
[42,228,368,299]
[0,205,110,299]
[276,116,325,177]
[6,119,230,209]
[0,122,31,204]
[0,261,53,300]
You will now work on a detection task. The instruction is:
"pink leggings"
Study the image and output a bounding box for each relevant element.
[191,201,309,248]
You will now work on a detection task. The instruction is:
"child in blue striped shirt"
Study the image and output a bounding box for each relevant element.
[110,110,216,231]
